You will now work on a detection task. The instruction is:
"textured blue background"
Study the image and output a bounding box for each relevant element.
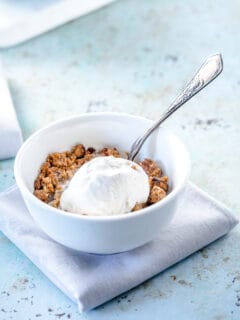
[0,0,240,319]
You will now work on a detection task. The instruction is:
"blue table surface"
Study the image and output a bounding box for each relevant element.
[0,0,240,319]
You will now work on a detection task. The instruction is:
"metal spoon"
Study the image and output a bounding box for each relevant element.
[128,53,223,161]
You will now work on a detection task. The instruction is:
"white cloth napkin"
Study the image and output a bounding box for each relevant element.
[0,182,238,312]
[0,63,22,159]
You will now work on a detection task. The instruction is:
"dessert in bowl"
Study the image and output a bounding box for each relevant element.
[14,112,190,254]
[33,144,168,214]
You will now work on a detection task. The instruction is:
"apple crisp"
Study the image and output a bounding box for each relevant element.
[34,144,169,212]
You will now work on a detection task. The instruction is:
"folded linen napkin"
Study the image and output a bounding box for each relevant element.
[0,182,238,312]
[0,63,22,159]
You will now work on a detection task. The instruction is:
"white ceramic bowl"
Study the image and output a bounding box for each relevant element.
[14,112,190,254]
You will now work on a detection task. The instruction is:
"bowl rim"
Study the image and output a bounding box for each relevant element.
[14,112,191,222]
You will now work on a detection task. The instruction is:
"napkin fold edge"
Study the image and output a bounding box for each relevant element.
[0,61,23,159]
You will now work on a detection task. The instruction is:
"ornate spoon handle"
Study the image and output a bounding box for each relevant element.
[128,53,223,161]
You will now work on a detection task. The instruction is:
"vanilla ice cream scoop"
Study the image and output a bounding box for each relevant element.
[60,156,150,216]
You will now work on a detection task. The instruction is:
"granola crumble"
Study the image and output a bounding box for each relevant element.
[34,144,169,212]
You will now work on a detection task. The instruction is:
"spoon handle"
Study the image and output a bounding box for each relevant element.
[128,53,223,161]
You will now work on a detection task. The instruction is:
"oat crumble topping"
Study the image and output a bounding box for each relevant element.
[34,144,169,212]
